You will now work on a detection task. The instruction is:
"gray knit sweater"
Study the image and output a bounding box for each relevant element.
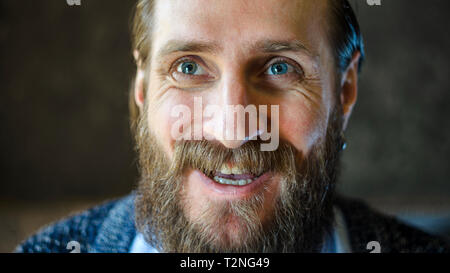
[15,194,450,253]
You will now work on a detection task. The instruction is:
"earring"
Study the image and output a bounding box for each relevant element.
[341,132,347,151]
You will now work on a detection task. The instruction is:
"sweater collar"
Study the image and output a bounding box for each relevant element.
[90,194,137,253]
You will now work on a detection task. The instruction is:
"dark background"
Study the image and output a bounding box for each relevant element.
[1,0,449,252]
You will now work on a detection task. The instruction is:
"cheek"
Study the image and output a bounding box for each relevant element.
[146,90,196,159]
[279,99,328,155]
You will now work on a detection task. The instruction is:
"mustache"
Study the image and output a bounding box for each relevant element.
[162,139,300,180]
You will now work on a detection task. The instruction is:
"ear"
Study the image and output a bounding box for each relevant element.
[133,50,145,112]
[339,51,361,131]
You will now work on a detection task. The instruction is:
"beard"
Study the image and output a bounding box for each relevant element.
[134,105,344,253]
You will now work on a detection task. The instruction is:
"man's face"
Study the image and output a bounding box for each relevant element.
[135,0,348,252]
[146,0,336,157]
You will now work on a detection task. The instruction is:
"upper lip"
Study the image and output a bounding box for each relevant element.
[196,170,274,199]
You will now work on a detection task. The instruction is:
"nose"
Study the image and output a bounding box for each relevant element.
[203,73,264,149]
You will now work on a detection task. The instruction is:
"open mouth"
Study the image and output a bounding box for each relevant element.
[193,165,273,198]
[208,164,263,186]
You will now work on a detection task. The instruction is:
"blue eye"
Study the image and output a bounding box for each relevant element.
[268,62,290,75]
[179,62,198,74]
[177,61,207,76]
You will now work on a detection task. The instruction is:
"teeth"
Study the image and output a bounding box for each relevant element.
[213,176,255,186]
[213,164,259,186]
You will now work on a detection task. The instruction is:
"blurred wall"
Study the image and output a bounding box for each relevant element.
[1,0,137,200]
[340,0,450,208]
[1,0,449,205]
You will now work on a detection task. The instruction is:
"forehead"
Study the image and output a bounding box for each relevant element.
[151,0,330,58]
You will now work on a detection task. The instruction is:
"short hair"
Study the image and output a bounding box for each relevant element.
[129,0,365,131]
[329,0,365,73]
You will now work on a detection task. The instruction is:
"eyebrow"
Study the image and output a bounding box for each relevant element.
[255,40,315,56]
[155,40,222,59]
[155,39,315,59]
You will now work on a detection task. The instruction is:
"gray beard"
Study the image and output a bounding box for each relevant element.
[134,107,343,253]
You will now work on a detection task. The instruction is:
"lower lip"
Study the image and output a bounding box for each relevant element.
[195,170,272,199]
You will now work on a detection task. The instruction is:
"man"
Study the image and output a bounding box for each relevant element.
[16,0,449,253]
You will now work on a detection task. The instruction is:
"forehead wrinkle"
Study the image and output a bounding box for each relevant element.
[155,39,222,60]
